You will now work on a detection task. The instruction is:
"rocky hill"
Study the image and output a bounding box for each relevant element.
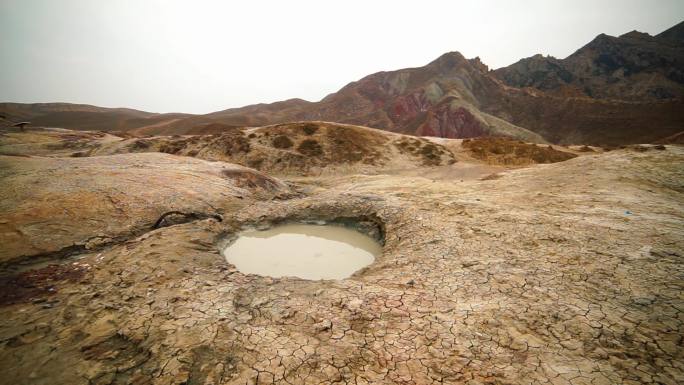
[218,53,547,142]
[493,21,684,101]
[2,21,683,146]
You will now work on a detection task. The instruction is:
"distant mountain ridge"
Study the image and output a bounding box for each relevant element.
[2,21,683,145]
[493,21,684,101]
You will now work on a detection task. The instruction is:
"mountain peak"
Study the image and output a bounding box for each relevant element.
[426,51,468,70]
[656,20,684,43]
[619,30,652,40]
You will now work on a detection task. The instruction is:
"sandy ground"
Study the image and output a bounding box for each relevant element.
[0,129,682,384]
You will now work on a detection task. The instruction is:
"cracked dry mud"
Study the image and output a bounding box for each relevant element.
[1,139,683,384]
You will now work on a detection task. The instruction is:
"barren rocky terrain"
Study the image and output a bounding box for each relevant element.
[2,21,683,146]
[0,124,682,385]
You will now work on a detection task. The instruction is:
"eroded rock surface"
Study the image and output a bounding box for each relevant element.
[0,152,291,263]
[0,143,682,385]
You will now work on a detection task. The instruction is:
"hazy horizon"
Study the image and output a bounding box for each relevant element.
[1,0,682,114]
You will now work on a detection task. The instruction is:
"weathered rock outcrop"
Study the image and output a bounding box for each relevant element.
[0,152,291,263]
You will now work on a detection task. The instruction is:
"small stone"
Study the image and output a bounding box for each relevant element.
[314,320,332,332]
[633,296,655,306]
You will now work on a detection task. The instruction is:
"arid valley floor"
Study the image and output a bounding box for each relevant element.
[0,124,682,385]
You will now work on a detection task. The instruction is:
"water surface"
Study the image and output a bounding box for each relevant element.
[223,224,381,280]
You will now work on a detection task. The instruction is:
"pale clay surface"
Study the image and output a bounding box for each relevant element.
[0,152,292,263]
[0,140,682,385]
[223,224,380,280]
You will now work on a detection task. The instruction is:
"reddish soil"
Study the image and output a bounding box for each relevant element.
[0,263,89,306]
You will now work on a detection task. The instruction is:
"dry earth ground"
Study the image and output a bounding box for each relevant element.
[0,127,682,385]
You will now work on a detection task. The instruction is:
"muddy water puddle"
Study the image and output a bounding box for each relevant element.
[223,224,381,280]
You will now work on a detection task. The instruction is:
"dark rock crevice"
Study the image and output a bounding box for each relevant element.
[152,211,223,229]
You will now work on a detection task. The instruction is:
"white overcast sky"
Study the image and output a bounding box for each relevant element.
[1,0,682,114]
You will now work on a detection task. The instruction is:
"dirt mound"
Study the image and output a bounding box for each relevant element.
[225,122,393,173]
[237,122,455,173]
[91,122,456,175]
[462,137,577,165]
